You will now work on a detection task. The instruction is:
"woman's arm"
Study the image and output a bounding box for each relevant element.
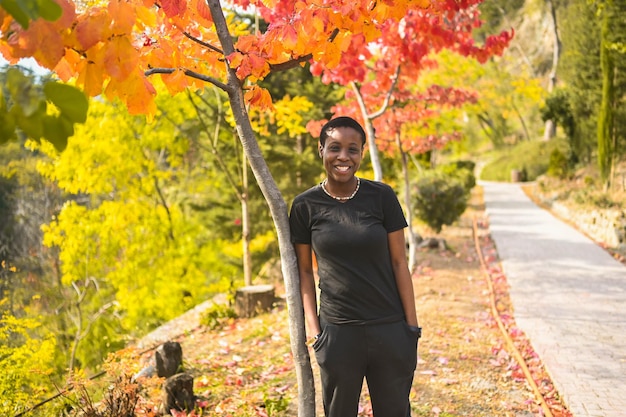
[388,229,419,327]
[294,243,321,339]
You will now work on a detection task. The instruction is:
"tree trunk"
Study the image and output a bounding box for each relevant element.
[235,284,275,318]
[242,151,252,286]
[543,0,561,141]
[396,133,418,273]
[351,82,382,180]
[207,1,315,416]
[598,6,614,190]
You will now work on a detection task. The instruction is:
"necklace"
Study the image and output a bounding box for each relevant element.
[321,177,360,201]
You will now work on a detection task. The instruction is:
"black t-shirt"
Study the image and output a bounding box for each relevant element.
[289,178,408,325]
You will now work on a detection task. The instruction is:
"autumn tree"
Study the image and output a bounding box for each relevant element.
[303,2,511,269]
[308,2,513,181]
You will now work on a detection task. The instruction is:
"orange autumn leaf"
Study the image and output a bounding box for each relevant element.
[75,11,110,50]
[108,0,137,34]
[29,21,66,68]
[160,69,189,95]
[227,51,245,69]
[104,70,156,114]
[53,48,81,81]
[104,36,139,81]
[134,4,157,28]
[245,86,273,111]
[78,61,106,97]
[192,0,213,24]
[279,24,298,52]
[73,45,107,96]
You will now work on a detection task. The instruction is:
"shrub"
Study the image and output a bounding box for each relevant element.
[547,148,570,179]
[413,173,468,233]
[0,309,56,416]
[201,303,237,330]
[438,160,476,193]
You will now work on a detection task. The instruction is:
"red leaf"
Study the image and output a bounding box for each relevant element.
[161,0,187,18]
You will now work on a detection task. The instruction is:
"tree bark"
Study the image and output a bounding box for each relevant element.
[598,4,615,190]
[242,151,252,286]
[396,132,418,273]
[207,1,315,416]
[543,0,561,141]
[235,284,275,318]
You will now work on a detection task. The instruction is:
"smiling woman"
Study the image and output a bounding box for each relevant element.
[289,116,421,417]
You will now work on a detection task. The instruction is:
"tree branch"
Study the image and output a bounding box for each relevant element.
[368,64,401,119]
[266,28,340,72]
[182,31,224,55]
[144,67,231,92]
[269,54,313,72]
[186,90,245,201]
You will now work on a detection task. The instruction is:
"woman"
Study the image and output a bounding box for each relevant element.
[289,116,421,417]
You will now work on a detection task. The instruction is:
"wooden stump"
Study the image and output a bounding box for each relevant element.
[161,373,194,415]
[156,341,183,378]
[235,284,275,318]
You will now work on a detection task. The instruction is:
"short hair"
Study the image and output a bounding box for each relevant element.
[319,116,366,146]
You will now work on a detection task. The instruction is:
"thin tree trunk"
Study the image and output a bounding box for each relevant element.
[352,83,383,181]
[396,132,418,273]
[242,151,252,286]
[598,6,614,190]
[207,1,315,415]
[351,66,401,182]
[543,0,561,141]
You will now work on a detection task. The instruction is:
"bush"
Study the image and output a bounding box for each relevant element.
[547,148,570,179]
[413,173,468,233]
[201,303,237,330]
[438,160,476,193]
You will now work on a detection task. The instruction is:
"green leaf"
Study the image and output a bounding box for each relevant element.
[0,113,17,144]
[0,89,17,143]
[42,114,72,151]
[44,82,89,123]
[0,0,31,28]
[10,102,45,140]
[6,68,40,117]
[0,0,62,29]
[36,0,62,22]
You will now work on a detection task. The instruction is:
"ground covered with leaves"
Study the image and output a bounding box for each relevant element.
[67,187,575,417]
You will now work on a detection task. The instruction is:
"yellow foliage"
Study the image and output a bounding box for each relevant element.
[273,95,314,138]
[0,308,56,415]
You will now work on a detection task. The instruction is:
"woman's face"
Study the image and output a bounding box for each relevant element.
[319,127,364,184]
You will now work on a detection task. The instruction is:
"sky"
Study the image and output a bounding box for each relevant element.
[0,56,50,75]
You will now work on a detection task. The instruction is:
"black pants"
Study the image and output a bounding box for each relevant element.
[312,320,418,417]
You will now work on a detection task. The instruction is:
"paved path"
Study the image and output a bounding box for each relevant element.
[481,181,626,417]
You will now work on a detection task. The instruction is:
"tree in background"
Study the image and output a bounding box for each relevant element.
[596,0,626,189]
[557,0,601,164]
[308,2,513,181]
[554,0,625,186]
[35,93,243,371]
